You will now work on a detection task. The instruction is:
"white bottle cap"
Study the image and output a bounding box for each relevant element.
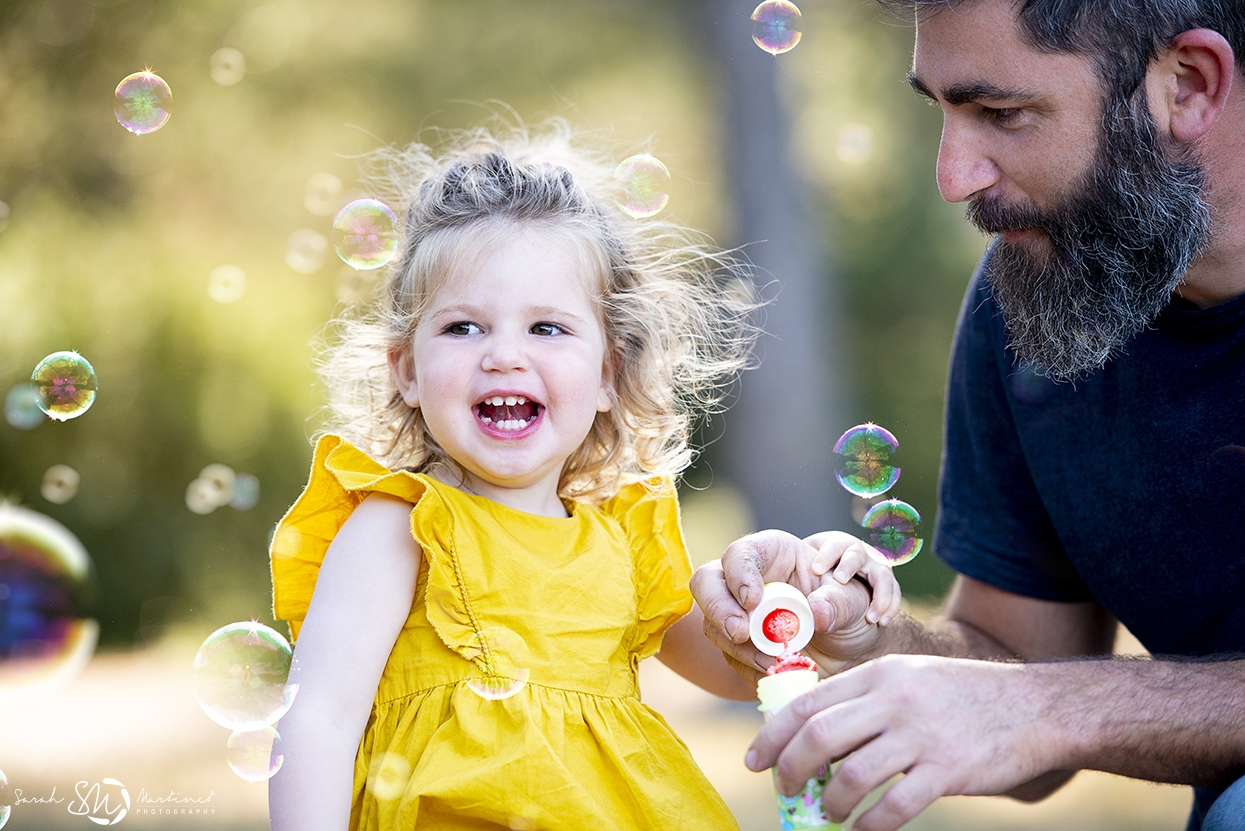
[748,582,814,657]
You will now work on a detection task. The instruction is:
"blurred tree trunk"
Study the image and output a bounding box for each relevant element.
[689,0,852,537]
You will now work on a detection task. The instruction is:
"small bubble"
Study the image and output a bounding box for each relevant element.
[114,70,171,135]
[41,465,80,505]
[4,384,46,430]
[751,1,802,55]
[614,155,671,219]
[31,351,97,421]
[860,499,923,566]
[286,229,328,274]
[270,525,302,559]
[0,768,10,830]
[366,752,413,801]
[208,264,246,304]
[0,201,9,233]
[199,464,236,507]
[837,123,874,165]
[0,505,98,705]
[230,473,260,511]
[331,200,399,270]
[226,726,283,782]
[210,47,246,86]
[185,479,218,515]
[193,621,298,731]
[833,423,900,498]
[304,173,343,217]
[463,626,530,701]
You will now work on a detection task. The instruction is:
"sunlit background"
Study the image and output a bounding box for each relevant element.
[0,0,1190,828]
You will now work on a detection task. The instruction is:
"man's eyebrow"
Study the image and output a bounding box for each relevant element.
[906,71,1042,107]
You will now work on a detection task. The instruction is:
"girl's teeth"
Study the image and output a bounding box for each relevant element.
[504,395,517,406]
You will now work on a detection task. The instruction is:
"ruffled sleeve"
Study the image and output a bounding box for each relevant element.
[270,434,427,642]
[601,477,693,660]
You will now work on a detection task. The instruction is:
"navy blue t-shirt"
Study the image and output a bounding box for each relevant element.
[935,251,1245,657]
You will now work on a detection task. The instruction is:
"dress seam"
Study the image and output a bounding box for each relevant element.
[373,679,641,706]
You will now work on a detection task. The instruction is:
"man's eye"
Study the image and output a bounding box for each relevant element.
[984,106,1022,125]
[447,322,481,336]
[531,322,564,336]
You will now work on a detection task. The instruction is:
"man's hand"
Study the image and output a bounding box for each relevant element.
[747,654,1065,831]
[689,530,886,682]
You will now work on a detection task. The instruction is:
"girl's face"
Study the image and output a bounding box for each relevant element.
[389,227,614,516]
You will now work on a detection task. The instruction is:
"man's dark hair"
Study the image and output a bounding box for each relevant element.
[880,0,1245,104]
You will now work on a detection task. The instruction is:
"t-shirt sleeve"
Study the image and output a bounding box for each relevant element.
[935,263,1094,602]
[601,477,694,660]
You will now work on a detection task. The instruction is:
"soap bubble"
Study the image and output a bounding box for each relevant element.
[752,1,802,55]
[114,71,171,135]
[286,228,328,274]
[331,199,399,270]
[41,465,80,505]
[837,123,874,165]
[613,155,670,219]
[0,201,9,233]
[463,626,529,701]
[0,504,98,705]
[366,752,414,801]
[193,620,298,731]
[210,47,246,86]
[229,473,260,511]
[226,726,283,782]
[0,768,9,829]
[833,423,900,498]
[304,173,343,217]
[208,265,246,304]
[4,384,45,430]
[185,479,218,515]
[31,351,97,421]
[860,499,923,566]
[199,464,236,506]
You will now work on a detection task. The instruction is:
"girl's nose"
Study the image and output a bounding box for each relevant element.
[480,331,529,372]
[935,120,1001,204]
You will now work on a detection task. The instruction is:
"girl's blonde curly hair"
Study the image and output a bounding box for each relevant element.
[318,120,758,503]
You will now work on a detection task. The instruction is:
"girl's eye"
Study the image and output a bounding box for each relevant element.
[531,322,564,336]
[447,322,481,336]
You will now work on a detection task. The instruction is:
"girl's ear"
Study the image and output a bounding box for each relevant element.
[388,347,420,408]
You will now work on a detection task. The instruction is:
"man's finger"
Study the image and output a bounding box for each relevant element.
[690,559,749,644]
[747,662,879,770]
[851,765,944,831]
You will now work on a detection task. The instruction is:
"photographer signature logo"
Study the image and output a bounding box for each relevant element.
[67,778,130,825]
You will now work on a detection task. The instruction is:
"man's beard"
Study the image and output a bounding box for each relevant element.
[966,90,1211,382]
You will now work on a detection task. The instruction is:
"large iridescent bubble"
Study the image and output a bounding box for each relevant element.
[331,199,399,270]
[833,423,900,498]
[114,71,171,135]
[31,351,97,421]
[751,1,802,55]
[0,768,10,829]
[192,621,298,731]
[860,499,923,566]
[613,155,671,219]
[0,505,98,705]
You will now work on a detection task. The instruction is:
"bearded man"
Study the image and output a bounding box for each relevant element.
[692,1,1245,829]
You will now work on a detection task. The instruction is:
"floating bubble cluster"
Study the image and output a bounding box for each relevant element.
[226,726,284,782]
[0,505,98,705]
[31,352,97,421]
[331,199,399,270]
[613,155,670,219]
[186,464,259,514]
[114,71,171,135]
[860,499,923,565]
[41,465,80,505]
[0,768,10,830]
[193,620,298,732]
[286,228,329,274]
[833,423,900,498]
[751,1,802,55]
[208,265,246,304]
[4,384,45,430]
[210,47,246,86]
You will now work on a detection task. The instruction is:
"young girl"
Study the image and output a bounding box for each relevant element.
[267,123,902,831]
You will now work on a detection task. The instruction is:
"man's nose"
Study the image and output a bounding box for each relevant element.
[935,121,1000,203]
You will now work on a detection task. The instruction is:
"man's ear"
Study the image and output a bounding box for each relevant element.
[388,347,420,408]
[1147,28,1235,143]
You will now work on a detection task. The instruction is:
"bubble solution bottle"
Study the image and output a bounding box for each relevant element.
[751,582,842,831]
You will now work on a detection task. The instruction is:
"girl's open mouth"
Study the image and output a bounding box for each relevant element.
[475,395,542,432]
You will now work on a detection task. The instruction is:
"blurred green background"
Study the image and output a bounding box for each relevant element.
[0,0,988,651]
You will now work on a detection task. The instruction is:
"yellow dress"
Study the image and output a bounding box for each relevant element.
[271,435,741,831]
